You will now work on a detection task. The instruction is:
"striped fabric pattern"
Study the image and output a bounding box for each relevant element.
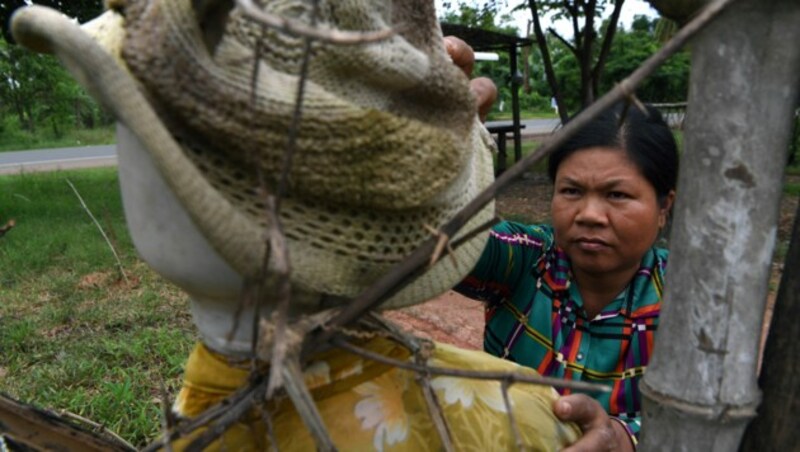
[455,222,667,446]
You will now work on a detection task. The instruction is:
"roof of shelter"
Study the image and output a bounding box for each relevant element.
[440,23,533,52]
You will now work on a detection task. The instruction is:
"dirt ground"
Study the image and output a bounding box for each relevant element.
[385,169,799,352]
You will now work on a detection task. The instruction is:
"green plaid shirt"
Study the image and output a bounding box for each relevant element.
[456,222,667,446]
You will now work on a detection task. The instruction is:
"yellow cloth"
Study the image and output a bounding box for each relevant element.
[171,338,581,451]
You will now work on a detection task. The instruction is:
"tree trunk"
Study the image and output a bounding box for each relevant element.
[738,183,800,449]
[527,0,569,123]
[522,21,531,95]
[579,0,596,107]
[10,88,28,130]
[22,101,36,132]
[579,48,593,107]
[592,0,625,98]
[639,0,800,450]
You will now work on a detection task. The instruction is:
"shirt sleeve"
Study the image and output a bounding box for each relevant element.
[611,414,640,450]
[453,221,551,305]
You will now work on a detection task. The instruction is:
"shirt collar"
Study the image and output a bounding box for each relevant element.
[541,245,665,320]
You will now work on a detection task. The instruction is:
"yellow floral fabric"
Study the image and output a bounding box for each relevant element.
[171,338,581,451]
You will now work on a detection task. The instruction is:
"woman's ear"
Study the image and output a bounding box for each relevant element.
[659,190,676,228]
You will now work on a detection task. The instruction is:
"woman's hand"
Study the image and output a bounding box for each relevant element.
[554,394,635,452]
[443,36,497,122]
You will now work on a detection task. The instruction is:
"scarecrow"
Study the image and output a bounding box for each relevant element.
[10,1,592,449]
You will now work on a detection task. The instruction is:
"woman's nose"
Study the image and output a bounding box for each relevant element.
[575,196,608,226]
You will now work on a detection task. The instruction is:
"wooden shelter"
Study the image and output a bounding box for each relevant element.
[440,23,533,174]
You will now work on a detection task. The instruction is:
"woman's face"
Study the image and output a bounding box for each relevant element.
[551,147,674,279]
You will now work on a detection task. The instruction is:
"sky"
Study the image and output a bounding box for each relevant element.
[435,0,660,38]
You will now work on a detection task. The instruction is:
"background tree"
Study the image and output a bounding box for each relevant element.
[524,0,625,121]
[1,1,103,42]
[1,1,110,147]
[445,1,680,121]
[0,36,107,135]
[441,2,518,32]
[0,38,63,133]
[598,15,690,104]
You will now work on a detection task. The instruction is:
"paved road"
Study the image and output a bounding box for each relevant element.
[0,145,116,175]
[0,118,560,174]
[485,118,561,136]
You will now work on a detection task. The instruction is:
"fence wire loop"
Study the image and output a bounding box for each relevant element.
[0,0,742,449]
[141,0,740,448]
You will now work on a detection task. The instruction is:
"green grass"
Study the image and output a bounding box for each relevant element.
[785,182,800,196]
[486,110,559,121]
[0,168,193,447]
[493,138,549,173]
[673,130,684,153]
[0,168,132,281]
[0,124,116,152]
[0,146,796,447]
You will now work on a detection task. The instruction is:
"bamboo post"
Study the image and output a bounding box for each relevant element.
[639,0,800,450]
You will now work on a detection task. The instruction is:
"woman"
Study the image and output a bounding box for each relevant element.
[458,108,678,450]
[458,107,677,451]
[448,36,678,452]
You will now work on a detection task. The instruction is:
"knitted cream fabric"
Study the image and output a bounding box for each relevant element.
[14,0,495,309]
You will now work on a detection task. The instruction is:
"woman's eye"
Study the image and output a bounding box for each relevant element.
[608,191,630,200]
[560,187,580,196]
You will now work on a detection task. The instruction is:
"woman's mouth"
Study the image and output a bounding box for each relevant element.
[574,237,610,251]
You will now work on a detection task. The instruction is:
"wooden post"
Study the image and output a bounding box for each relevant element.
[0,393,134,451]
[739,202,800,448]
[639,0,800,450]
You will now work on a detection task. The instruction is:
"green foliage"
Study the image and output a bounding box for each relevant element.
[441,1,518,34]
[545,15,690,110]
[493,138,544,171]
[1,1,104,42]
[0,119,115,152]
[469,2,691,117]
[441,2,690,117]
[599,16,690,103]
[0,36,114,149]
[653,17,680,43]
[1,38,58,132]
[788,112,800,167]
[523,0,624,116]
[443,8,689,117]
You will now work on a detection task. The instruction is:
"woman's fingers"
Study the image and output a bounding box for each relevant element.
[554,395,606,430]
[443,36,497,122]
[470,77,498,122]
[443,35,475,77]
[554,394,626,452]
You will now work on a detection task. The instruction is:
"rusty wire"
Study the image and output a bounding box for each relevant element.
[147,0,741,449]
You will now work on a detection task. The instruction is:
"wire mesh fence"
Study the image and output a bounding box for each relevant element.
[6,0,786,450]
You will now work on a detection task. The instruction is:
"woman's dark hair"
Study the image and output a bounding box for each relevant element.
[547,103,679,202]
